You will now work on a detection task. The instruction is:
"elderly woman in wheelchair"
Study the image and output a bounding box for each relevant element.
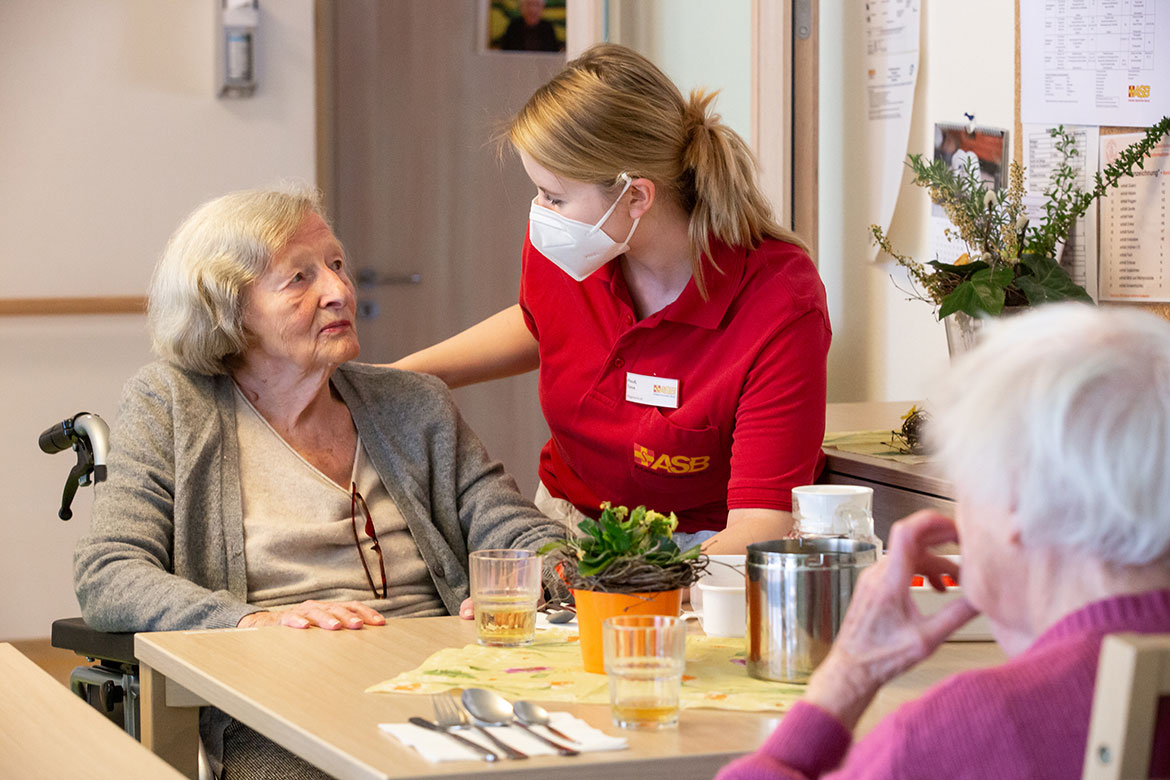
[73,187,568,778]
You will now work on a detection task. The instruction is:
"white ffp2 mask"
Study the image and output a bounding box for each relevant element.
[527,174,641,282]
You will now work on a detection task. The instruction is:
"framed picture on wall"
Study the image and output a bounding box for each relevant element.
[480,0,567,55]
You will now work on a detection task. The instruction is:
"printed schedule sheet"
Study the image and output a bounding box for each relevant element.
[1021,0,1170,127]
[1099,132,1170,301]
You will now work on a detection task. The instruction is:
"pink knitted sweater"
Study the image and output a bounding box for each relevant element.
[716,589,1170,780]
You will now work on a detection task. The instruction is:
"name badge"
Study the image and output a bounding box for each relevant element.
[625,372,680,408]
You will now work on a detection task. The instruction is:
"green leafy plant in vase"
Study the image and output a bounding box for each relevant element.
[871,116,1170,351]
[539,503,706,673]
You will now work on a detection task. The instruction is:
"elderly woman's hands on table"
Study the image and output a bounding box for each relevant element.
[237,600,387,630]
[803,510,980,729]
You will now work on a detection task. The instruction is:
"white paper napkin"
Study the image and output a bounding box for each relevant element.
[380,711,628,762]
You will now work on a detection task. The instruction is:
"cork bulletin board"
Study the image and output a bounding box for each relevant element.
[1013,0,1170,321]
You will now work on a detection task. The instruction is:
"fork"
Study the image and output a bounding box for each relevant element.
[435,692,528,760]
[430,693,500,761]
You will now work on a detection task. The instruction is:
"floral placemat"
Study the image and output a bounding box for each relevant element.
[822,430,929,465]
[366,628,804,713]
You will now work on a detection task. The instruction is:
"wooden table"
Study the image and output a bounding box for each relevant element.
[824,401,956,541]
[0,642,183,779]
[136,617,1003,780]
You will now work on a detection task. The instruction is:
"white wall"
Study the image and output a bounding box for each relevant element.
[608,0,752,139]
[0,1,316,640]
[818,0,1016,401]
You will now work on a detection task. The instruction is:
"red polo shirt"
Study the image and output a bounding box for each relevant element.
[519,234,830,534]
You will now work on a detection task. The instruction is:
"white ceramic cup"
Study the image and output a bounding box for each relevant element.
[791,485,874,536]
[696,581,746,637]
[691,554,746,615]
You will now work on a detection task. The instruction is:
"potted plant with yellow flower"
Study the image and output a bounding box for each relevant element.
[871,116,1170,354]
[539,503,705,673]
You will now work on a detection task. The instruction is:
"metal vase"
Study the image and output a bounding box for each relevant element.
[746,538,878,683]
[944,307,1027,359]
[943,311,984,358]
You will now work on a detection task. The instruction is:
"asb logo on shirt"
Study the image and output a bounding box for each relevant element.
[633,443,710,475]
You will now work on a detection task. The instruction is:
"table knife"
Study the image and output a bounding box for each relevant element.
[407,717,499,762]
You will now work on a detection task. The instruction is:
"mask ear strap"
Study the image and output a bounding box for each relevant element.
[621,215,641,244]
[592,173,636,231]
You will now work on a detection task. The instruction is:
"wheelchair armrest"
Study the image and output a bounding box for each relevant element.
[51,617,137,666]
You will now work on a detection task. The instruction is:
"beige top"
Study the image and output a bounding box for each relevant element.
[234,385,445,617]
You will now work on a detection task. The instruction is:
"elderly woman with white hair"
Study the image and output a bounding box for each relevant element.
[74,187,569,778]
[718,303,1170,779]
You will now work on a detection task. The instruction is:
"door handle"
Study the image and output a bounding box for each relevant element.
[355,269,422,288]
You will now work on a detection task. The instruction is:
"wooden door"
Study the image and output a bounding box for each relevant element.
[320,1,563,498]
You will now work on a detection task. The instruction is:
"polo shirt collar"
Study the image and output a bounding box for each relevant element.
[599,242,745,330]
[674,242,745,328]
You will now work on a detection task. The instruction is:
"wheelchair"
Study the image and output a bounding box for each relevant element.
[40,412,140,739]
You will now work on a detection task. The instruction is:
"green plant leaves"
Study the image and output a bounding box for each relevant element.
[599,509,631,553]
[938,264,1013,318]
[542,504,695,579]
[1016,253,1095,305]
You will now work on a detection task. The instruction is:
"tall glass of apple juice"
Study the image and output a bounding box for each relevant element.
[469,549,542,647]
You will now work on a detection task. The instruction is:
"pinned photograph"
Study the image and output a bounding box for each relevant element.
[928,123,1009,264]
[933,123,1009,190]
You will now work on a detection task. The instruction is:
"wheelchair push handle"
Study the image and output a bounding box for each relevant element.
[39,412,110,520]
[39,422,76,455]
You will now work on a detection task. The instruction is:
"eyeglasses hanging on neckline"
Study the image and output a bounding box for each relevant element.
[350,482,387,600]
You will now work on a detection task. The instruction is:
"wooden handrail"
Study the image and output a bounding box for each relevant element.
[0,297,147,316]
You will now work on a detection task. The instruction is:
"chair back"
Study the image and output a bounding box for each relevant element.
[1083,632,1170,780]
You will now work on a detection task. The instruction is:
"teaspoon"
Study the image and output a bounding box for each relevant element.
[463,688,579,756]
[513,700,580,745]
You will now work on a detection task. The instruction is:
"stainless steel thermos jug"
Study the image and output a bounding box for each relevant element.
[746,538,878,683]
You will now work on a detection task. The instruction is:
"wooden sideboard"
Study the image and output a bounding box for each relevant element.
[823,402,956,542]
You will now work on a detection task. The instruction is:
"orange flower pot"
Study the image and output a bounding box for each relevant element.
[572,588,683,674]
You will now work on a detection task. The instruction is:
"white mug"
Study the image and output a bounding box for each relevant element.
[691,554,746,615]
[696,581,746,638]
[791,485,874,537]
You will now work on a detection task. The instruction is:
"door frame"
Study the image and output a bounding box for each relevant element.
[314,0,337,220]
[565,0,818,261]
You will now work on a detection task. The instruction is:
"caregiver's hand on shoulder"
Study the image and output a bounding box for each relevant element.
[237,600,387,630]
[804,510,980,729]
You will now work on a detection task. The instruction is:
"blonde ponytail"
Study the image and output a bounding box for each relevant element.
[509,44,807,298]
[681,91,806,294]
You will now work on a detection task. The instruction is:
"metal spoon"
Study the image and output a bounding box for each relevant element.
[455,693,528,761]
[546,609,576,624]
[463,688,579,756]
[513,700,580,745]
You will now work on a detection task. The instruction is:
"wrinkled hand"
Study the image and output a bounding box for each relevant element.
[237,600,386,630]
[459,596,475,620]
[804,510,980,729]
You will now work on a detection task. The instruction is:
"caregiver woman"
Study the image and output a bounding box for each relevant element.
[394,44,830,552]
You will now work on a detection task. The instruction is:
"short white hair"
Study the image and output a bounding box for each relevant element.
[929,304,1170,566]
[147,185,322,375]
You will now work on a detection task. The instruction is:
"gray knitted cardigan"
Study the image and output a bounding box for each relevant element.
[74,360,567,632]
